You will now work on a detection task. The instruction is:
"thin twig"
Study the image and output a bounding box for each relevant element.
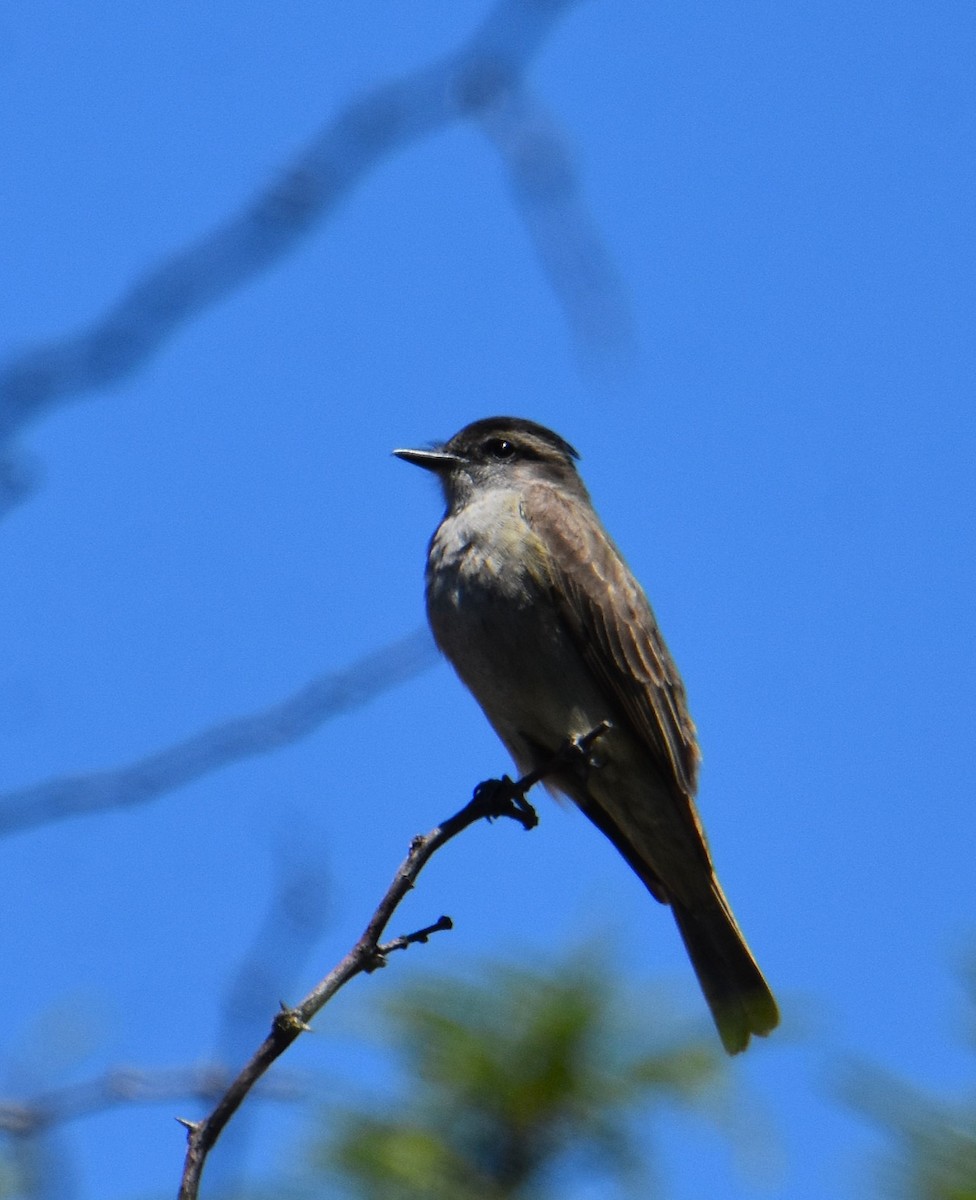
[176,723,609,1200]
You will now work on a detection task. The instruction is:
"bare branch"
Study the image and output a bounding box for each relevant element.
[0,630,437,838]
[176,722,609,1200]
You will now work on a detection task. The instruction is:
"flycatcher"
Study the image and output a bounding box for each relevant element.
[394,417,778,1053]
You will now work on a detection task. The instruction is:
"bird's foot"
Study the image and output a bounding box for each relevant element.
[565,720,613,769]
[470,776,539,830]
[469,723,610,832]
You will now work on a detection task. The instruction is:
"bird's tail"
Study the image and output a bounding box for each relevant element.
[670,882,779,1055]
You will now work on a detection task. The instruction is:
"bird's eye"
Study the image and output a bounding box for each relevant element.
[484,437,516,460]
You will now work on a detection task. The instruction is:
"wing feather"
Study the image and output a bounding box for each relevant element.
[521,483,701,801]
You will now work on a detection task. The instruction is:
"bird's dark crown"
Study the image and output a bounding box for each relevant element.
[442,416,580,466]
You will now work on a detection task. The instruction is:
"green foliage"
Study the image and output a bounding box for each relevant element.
[845,1068,976,1200]
[844,959,976,1200]
[0,1157,21,1200]
[310,951,730,1199]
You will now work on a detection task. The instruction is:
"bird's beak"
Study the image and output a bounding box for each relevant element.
[392,447,463,473]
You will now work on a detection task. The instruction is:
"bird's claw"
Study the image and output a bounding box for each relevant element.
[471,775,539,830]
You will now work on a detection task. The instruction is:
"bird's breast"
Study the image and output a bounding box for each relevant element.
[426,493,545,607]
[423,490,612,768]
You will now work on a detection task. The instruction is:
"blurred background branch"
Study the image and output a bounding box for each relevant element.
[0,630,436,838]
[0,1065,303,1139]
[0,0,633,516]
[0,1066,303,1200]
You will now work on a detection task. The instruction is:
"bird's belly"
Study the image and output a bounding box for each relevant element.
[426,551,613,773]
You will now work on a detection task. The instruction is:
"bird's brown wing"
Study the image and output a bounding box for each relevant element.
[520,482,702,805]
[521,486,780,1054]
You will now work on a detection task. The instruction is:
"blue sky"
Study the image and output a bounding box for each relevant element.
[1,1,974,1196]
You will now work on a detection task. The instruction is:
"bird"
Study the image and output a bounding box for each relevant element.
[394,416,778,1053]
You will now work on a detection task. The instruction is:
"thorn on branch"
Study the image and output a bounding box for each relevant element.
[273,1004,312,1035]
[361,948,388,974]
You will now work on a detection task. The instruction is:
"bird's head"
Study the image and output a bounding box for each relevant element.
[394,417,586,509]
